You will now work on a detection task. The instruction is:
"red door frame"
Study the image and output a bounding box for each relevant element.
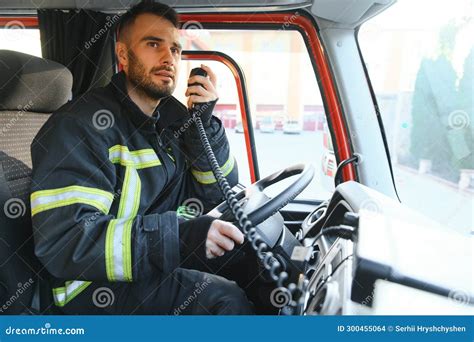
[0,17,37,26]
[0,11,356,184]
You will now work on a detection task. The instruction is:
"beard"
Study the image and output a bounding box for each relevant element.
[126,50,176,100]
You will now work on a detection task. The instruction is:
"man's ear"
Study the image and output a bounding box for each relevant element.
[115,41,128,69]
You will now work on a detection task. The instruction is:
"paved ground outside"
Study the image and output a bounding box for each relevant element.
[226,129,473,236]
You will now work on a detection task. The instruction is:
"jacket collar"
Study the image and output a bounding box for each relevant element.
[110,71,188,134]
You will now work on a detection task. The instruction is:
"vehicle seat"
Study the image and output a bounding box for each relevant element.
[0,50,72,314]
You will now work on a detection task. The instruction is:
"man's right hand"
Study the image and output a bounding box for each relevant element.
[206,220,244,259]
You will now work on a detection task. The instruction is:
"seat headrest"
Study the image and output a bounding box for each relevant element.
[0,50,73,113]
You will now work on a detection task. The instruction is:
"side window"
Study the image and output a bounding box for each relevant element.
[0,22,42,56]
[174,59,251,183]
[181,28,335,200]
[359,0,473,235]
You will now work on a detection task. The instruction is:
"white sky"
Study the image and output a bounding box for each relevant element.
[361,0,473,80]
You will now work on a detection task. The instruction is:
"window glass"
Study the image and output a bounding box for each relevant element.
[174,59,251,183]
[0,25,42,57]
[180,28,335,200]
[359,0,473,235]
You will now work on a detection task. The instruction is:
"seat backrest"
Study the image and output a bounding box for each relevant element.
[0,49,72,314]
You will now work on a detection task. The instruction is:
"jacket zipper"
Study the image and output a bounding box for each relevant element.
[152,123,169,183]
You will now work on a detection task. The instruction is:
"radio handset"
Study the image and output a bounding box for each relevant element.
[188,67,300,314]
[188,67,210,121]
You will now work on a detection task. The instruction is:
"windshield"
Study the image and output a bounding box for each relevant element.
[359,0,473,235]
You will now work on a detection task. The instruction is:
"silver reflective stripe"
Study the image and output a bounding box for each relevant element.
[117,166,141,218]
[109,145,161,169]
[106,165,139,282]
[31,186,113,216]
[106,217,133,281]
[191,156,235,184]
[53,280,92,307]
[105,218,134,282]
[104,145,145,282]
[113,219,125,279]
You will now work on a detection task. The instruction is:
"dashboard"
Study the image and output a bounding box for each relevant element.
[293,181,473,315]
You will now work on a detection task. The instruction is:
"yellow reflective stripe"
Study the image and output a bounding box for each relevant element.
[105,219,117,282]
[109,145,161,169]
[117,166,141,218]
[123,218,133,281]
[31,185,114,216]
[106,166,140,282]
[42,187,112,304]
[105,218,134,282]
[52,281,92,307]
[32,199,108,217]
[31,185,112,199]
[191,157,235,184]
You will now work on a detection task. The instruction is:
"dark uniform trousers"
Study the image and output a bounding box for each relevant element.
[58,268,253,315]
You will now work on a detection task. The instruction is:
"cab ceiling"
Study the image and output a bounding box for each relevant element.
[0,0,396,28]
[0,0,312,11]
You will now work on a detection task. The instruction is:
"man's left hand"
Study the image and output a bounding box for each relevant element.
[206,220,244,259]
[185,64,219,108]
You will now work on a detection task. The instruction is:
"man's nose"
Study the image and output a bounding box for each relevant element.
[161,48,174,66]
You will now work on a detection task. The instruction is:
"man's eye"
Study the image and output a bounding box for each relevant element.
[171,48,180,54]
[147,42,159,48]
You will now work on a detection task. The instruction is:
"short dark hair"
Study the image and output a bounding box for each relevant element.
[117,1,179,39]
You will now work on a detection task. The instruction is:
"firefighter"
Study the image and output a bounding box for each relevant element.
[30,1,253,314]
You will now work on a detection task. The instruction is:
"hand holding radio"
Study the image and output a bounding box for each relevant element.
[186,65,218,127]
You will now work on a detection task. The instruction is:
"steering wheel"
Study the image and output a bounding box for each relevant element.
[213,163,315,227]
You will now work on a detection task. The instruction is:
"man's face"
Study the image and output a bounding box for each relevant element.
[118,13,182,100]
